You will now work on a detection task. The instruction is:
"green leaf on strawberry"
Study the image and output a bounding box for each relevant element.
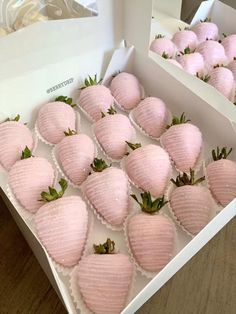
[131,192,168,214]
[212,146,232,161]
[40,178,68,202]
[21,146,33,160]
[93,238,115,254]
[171,169,205,187]
[55,95,76,108]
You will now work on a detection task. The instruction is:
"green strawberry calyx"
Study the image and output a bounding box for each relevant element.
[196,72,210,82]
[166,112,190,129]
[80,74,102,90]
[101,105,117,118]
[200,17,211,23]
[126,141,142,151]
[90,158,110,172]
[4,114,20,122]
[55,95,76,108]
[171,169,205,187]
[212,146,232,161]
[21,146,33,160]
[64,128,77,136]
[162,52,170,59]
[131,192,168,214]
[94,238,115,254]
[40,178,68,202]
[180,46,192,55]
[155,34,165,39]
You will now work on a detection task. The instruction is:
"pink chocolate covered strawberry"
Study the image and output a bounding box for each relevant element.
[124,143,172,197]
[221,34,236,62]
[36,96,77,144]
[227,58,236,80]
[56,130,96,186]
[110,72,143,111]
[94,111,135,161]
[82,158,129,228]
[161,113,202,172]
[0,115,34,171]
[206,147,236,207]
[192,18,219,43]
[77,239,133,314]
[150,34,176,58]
[170,170,214,235]
[208,66,234,100]
[8,147,55,213]
[196,40,227,69]
[176,47,205,76]
[132,97,169,138]
[172,29,198,53]
[36,179,88,267]
[128,192,176,273]
[78,75,113,122]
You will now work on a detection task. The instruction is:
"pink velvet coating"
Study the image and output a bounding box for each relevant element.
[36,196,88,267]
[124,144,172,197]
[128,213,176,272]
[0,121,34,171]
[172,30,198,52]
[222,34,236,62]
[78,253,133,314]
[83,167,129,226]
[227,60,236,80]
[37,101,76,144]
[94,114,135,160]
[161,123,202,172]
[206,159,236,207]
[57,134,96,185]
[78,85,113,121]
[133,97,168,138]
[110,72,142,110]
[9,157,55,213]
[170,185,214,235]
[196,40,226,69]
[208,67,234,100]
[176,52,205,75]
[192,22,219,43]
[150,37,176,58]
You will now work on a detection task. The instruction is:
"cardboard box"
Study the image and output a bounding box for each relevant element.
[148,0,236,127]
[0,1,236,313]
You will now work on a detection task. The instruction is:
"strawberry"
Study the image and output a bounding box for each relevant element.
[170,170,214,235]
[77,239,133,314]
[8,147,55,213]
[161,113,202,172]
[206,147,236,207]
[36,96,76,144]
[208,66,234,100]
[78,75,113,122]
[124,143,172,197]
[176,47,205,76]
[192,18,219,43]
[0,115,34,171]
[227,59,236,80]
[94,112,135,160]
[56,130,96,186]
[35,179,88,267]
[150,34,176,58]
[172,29,198,53]
[132,97,169,138]
[82,158,129,227]
[221,34,236,62]
[110,72,143,111]
[196,40,226,69]
[127,192,176,273]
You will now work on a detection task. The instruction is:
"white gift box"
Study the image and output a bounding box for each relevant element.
[149,0,236,126]
[0,1,236,313]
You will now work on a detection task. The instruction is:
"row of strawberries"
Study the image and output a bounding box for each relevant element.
[150,18,236,104]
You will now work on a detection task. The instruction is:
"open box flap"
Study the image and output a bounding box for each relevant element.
[190,0,236,34]
[152,0,182,19]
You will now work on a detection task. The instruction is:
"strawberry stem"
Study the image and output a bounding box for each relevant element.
[64,128,77,136]
[212,146,232,161]
[162,52,169,59]
[21,146,33,159]
[166,112,190,129]
[80,74,102,90]
[94,238,115,254]
[40,179,68,202]
[55,96,76,108]
[131,192,168,214]
[101,105,117,118]
[126,141,141,151]
[196,73,210,82]
[171,169,205,187]
[5,114,20,122]
[90,158,110,172]
[200,17,211,23]
[155,34,165,39]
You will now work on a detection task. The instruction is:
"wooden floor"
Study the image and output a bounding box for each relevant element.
[1,1,236,314]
